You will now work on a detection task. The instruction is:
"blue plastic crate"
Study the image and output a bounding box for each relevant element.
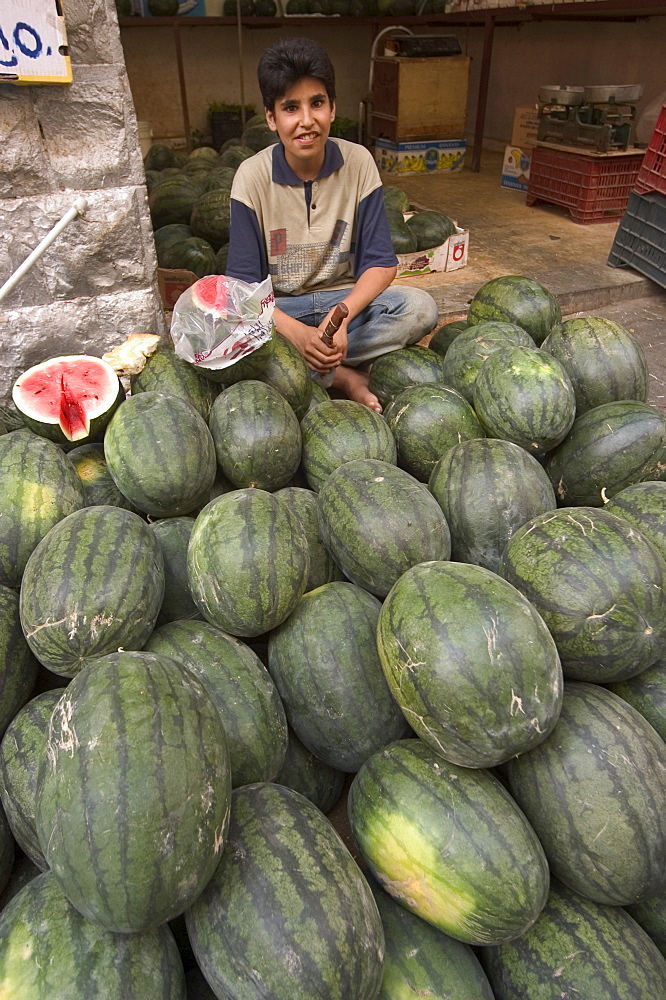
[608,190,666,290]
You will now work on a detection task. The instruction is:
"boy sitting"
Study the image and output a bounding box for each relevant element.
[226,36,439,412]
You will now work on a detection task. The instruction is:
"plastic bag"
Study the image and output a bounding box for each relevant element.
[170,274,274,373]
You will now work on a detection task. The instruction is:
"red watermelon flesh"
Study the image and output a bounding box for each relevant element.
[191,275,231,315]
[13,356,123,443]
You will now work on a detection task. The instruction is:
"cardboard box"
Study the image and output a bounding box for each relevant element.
[370,56,471,143]
[511,106,540,150]
[501,146,532,192]
[374,139,466,176]
[157,267,198,310]
[396,216,469,277]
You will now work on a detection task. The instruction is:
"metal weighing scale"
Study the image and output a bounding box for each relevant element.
[536,84,643,152]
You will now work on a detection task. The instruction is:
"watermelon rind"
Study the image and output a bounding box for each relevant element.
[368,346,448,409]
[185,781,384,1000]
[507,682,666,906]
[273,727,346,814]
[427,319,467,358]
[149,517,200,626]
[607,657,666,743]
[274,486,345,591]
[35,650,232,933]
[348,739,549,945]
[0,871,187,998]
[257,332,313,419]
[626,893,666,959]
[605,480,666,563]
[467,275,562,346]
[440,321,535,403]
[67,442,139,511]
[0,584,39,737]
[300,398,396,492]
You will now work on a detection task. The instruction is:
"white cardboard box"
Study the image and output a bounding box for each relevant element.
[501,145,532,192]
[396,217,469,277]
[374,139,466,176]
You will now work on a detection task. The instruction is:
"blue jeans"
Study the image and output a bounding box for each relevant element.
[275,285,439,369]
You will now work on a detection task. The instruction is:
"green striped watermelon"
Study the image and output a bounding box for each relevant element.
[185,781,384,1000]
[188,489,310,637]
[203,166,236,192]
[428,438,556,572]
[143,619,288,787]
[605,481,666,562]
[268,581,409,772]
[19,505,164,677]
[482,880,666,999]
[427,320,467,358]
[190,188,231,249]
[258,333,313,419]
[627,894,666,958]
[0,689,63,870]
[607,658,666,742]
[473,345,576,455]
[160,237,216,278]
[35,650,231,933]
[348,739,549,945]
[546,400,666,506]
[440,321,535,403]
[0,871,186,998]
[377,561,562,767]
[0,584,39,736]
[383,383,484,482]
[467,275,562,345]
[149,517,200,626]
[300,399,396,491]
[198,337,275,387]
[274,486,344,591]
[371,880,495,1000]
[0,404,25,432]
[0,429,84,588]
[104,391,217,517]
[368,346,448,409]
[273,727,346,814]
[149,175,205,229]
[153,223,194,258]
[541,316,649,414]
[317,459,451,598]
[145,143,177,171]
[67,442,138,510]
[130,342,219,420]
[508,682,666,905]
[498,506,666,682]
[209,380,302,491]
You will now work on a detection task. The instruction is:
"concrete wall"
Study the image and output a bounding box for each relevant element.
[118,14,666,149]
[0,0,165,404]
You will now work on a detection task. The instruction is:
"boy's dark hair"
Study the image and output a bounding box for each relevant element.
[258,37,336,112]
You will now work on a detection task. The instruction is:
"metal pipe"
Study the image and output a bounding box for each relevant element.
[0,197,88,306]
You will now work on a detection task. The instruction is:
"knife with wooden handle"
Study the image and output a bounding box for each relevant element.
[320,302,349,347]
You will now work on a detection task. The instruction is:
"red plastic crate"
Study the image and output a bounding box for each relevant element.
[526,145,643,224]
[634,105,666,196]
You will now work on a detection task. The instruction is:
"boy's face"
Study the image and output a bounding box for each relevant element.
[266,76,335,179]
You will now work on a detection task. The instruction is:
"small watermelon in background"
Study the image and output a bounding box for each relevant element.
[383,383,484,482]
[508,682,666,906]
[273,727,346,814]
[268,581,409,772]
[160,236,217,278]
[0,429,84,589]
[0,871,186,999]
[12,355,124,446]
[130,341,219,421]
[546,400,666,506]
[368,346,449,410]
[0,689,64,870]
[185,782,384,1000]
[35,650,231,933]
[300,398,396,491]
[627,894,666,958]
[67,442,138,510]
[429,438,557,573]
[258,332,313,418]
[188,489,310,637]
[148,517,200,626]
[377,561,562,767]
[148,175,205,229]
[104,391,217,517]
[144,143,177,172]
[370,879,495,1000]
[427,318,467,357]
[608,658,666,742]
[406,210,456,251]
[219,144,254,170]
[317,458,451,598]
[19,505,164,677]
[440,321,535,403]
[499,506,666,683]
[605,481,666,561]
[274,486,345,591]
[0,403,25,431]
[153,223,194,257]
[473,345,576,456]
[209,380,302,491]
[541,316,649,414]
[467,274,562,345]
[481,880,666,999]
[0,584,39,737]
[382,185,410,213]
[144,619,288,788]
[190,188,231,250]
[387,215,417,254]
[348,739,549,945]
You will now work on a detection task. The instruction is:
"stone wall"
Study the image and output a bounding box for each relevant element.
[0,0,165,404]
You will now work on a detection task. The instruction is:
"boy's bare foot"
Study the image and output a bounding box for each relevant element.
[332,365,382,413]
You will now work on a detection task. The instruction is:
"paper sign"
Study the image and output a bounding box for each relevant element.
[0,0,72,84]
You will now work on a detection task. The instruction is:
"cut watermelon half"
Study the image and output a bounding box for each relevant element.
[190,274,231,315]
[12,355,125,445]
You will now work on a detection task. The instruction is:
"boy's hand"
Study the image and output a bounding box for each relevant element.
[284,320,345,374]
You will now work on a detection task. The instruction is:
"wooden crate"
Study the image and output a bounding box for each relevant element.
[370,56,470,143]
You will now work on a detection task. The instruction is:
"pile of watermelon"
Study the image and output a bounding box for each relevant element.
[2,272,666,998]
[384,185,458,254]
